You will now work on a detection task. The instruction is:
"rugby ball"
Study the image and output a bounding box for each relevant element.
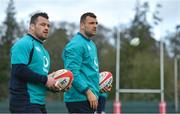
[99,71,113,89]
[52,69,73,90]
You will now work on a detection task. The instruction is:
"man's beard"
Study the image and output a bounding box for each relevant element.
[35,33,47,42]
[85,31,95,38]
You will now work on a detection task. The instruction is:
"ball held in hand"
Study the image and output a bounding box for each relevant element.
[52,69,73,91]
[99,71,113,89]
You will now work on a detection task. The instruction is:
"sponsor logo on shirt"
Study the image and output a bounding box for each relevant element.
[94,58,99,72]
[43,56,49,73]
[35,46,41,52]
[87,44,91,51]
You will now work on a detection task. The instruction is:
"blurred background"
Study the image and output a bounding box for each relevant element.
[0,0,179,113]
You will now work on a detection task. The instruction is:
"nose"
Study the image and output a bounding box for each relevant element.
[46,25,49,29]
[94,23,98,28]
[94,24,97,29]
[44,25,50,32]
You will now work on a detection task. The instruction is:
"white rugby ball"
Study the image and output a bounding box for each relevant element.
[52,69,73,90]
[99,71,113,89]
[130,37,140,46]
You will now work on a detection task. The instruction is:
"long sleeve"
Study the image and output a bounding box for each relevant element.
[63,45,89,93]
[11,64,47,85]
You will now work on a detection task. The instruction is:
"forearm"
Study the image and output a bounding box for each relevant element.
[11,64,47,85]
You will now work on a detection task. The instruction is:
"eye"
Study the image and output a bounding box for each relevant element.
[40,23,46,26]
[40,23,50,28]
[89,22,98,25]
[47,24,50,28]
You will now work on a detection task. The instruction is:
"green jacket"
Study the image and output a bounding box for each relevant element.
[10,34,50,104]
[62,32,100,102]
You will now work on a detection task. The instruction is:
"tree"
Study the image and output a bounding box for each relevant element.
[2,0,19,44]
[0,0,19,100]
[167,25,180,57]
[59,21,78,40]
[117,1,174,101]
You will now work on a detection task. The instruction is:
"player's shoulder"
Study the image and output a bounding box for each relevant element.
[12,34,33,49]
[66,35,84,48]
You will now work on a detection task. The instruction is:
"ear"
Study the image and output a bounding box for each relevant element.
[80,23,85,30]
[30,24,35,31]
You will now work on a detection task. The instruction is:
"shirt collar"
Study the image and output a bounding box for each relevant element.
[27,33,43,44]
[77,32,91,41]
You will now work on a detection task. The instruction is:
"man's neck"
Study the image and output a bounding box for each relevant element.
[27,32,44,43]
[79,31,92,40]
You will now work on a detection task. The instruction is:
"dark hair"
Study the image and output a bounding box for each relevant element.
[80,12,96,23]
[30,12,49,24]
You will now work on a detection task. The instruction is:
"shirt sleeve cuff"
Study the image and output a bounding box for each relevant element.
[41,76,48,85]
[82,87,89,94]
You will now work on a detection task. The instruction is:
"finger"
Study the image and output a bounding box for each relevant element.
[104,86,111,92]
[65,84,72,91]
[52,86,60,92]
[95,100,98,109]
[101,88,105,93]
[93,100,98,109]
[92,101,95,109]
[108,87,111,91]
[55,82,62,90]
[89,101,93,109]
[65,87,70,91]
[106,85,112,91]
[54,81,59,88]
[105,86,109,89]
[54,82,62,91]
[109,84,112,88]
[48,72,55,77]
[101,87,107,93]
[57,84,62,90]
[61,89,65,92]
[108,85,112,89]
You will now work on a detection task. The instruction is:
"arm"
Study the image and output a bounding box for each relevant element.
[62,44,89,93]
[11,38,57,89]
[12,64,47,84]
[86,89,98,109]
[12,64,58,90]
[63,44,98,109]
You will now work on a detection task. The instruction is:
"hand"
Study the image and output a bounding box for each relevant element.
[100,85,112,93]
[59,84,72,92]
[46,72,59,91]
[48,72,55,78]
[64,84,72,92]
[86,89,98,110]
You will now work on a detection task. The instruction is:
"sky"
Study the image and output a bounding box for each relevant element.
[0,0,179,40]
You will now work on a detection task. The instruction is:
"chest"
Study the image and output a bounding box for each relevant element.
[29,43,50,74]
[84,42,97,59]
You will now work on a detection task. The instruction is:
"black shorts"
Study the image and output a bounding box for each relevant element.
[97,96,106,113]
[9,103,47,113]
[65,101,96,113]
